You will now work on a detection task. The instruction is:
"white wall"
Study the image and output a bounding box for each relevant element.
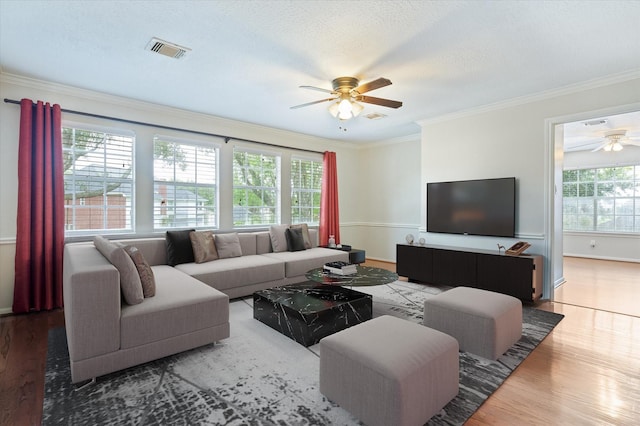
[342,136,422,262]
[0,73,362,313]
[418,76,640,300]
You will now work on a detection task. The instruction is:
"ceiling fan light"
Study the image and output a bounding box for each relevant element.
[337,99,353,119]
[604,143,613,152]
[612,142,623,151]
[351,101,364,117]
[328,101,340,118]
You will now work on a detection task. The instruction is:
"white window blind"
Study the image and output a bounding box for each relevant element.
[153,136,219,229]
[63,126,134,234]
[233,148,281,226]
[291,157,322,225]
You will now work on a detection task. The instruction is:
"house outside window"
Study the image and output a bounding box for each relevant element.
[563,165,640,233]
[62,126,134,234]
[233,148,281,226]
[153,136,219,229]
[291,157,322,225]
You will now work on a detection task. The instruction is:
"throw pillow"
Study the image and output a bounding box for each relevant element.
[269,224,289,253]
[123,245,156,298]
[94,235,119,260]
[285,227,306,252]
[290,223,312,249]
[166,229,195,266]
[190,230,219,263]
[110,247,144,305]
[215,233,243,259]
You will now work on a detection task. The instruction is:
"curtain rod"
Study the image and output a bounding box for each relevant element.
[3,98,324,155]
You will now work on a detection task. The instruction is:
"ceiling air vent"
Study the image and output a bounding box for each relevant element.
[364,112,387,120]
[145,37,191,59]
[583,119,607,127]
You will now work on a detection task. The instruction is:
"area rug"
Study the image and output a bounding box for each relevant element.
[43,281,564,425]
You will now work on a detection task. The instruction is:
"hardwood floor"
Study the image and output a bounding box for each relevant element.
[0,258,638,425]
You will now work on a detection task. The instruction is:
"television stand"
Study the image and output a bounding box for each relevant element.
[396,244,542,302]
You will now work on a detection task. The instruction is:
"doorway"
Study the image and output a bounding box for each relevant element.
[549,108,640,315]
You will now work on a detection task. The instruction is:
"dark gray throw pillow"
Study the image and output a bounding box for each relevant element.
[285,227,306,252]
[166,229,196,266]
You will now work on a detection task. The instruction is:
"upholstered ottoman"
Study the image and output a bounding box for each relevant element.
[319,315,459,426]
[423,287,522,360]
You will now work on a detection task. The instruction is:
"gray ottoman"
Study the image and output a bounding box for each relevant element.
[319,315,459,426]
[423,287,522,360]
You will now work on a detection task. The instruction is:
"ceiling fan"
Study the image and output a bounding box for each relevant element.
[591,130,640,152]
[290,76,402,120]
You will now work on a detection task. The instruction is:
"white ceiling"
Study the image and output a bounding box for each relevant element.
[1,0,639,144]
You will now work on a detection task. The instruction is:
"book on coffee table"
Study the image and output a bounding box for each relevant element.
[323,261,358,275]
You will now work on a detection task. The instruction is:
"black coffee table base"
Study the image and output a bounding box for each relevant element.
[253,281,372,347]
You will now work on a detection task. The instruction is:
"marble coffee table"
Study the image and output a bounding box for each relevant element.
[253,281,372,347]
[305,265,399,286]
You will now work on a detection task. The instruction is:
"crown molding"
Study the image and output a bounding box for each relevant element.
[1,71,361,151]
[417,70,640,127]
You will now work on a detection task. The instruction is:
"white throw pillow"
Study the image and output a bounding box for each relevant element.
[269,225,289,253]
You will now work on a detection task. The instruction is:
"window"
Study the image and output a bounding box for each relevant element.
[291,157,322,224]
[233,148,281,226]
[63,126,134,234]
[154,137,218,229]
[563,165,640,233]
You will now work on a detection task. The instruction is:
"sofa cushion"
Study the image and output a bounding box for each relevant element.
[285,227,306,252]
[123,245,156,298]
[290,223,312,249]
[215,233,243,258]
[190,230,219,263]
[111,247,144,305]
[269,225,289,253]
[263,247,349,277]
[175,255,285,292]
[166,229,195,266]
[120,266,229,349]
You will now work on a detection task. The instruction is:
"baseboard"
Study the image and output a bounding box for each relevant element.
[563,254,640,264]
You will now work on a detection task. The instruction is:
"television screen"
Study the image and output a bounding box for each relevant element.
[427,177,516,238]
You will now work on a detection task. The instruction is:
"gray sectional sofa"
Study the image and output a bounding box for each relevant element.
[63,229,349,383]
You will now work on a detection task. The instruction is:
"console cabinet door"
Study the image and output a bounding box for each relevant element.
[476,254,535,301]
[432,249,476,287]
[396,245,433,283]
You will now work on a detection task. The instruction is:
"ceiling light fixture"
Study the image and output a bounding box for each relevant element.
[603,133,624,152]
[328,95,363,120]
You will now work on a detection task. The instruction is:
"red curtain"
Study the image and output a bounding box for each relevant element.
[13,99,64,313]
[319,151,340,246]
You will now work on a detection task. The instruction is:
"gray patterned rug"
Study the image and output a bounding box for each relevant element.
[43,281,563,425]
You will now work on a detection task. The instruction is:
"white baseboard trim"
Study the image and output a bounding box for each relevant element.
[0,307,13,315]
[563,253,640,264]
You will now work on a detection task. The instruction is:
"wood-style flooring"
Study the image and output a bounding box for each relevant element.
[0,257,638,425]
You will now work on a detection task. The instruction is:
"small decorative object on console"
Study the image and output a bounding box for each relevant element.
[405,234,414,244]
[418,237,426,245]
[328,235,336,248]
[324,261,358,275]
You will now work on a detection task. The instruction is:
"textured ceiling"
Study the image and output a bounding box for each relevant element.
[1,0,639,144]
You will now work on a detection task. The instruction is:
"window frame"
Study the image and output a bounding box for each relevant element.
[62,122,135,236]
[562,164,640,234]
[291,155,323,225]
[232,146,282,227]
[153,135,220,231]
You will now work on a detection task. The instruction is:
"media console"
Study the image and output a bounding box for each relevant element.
[396,244,542,302]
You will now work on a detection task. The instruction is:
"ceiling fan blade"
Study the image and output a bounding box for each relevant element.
[290,97,336,109]
[591,141,610,152]
[623,140,640,147]
[356,95,403,109]
[300,85,335,94]
[354,78,392,94]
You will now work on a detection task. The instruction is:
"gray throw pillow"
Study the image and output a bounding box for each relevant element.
[124,245,156,298]
[190,230,219,263]
[285,227,306,252]
[111,246,144,305]
[94,235,118,260]
[290,223,312,249]
[215,233,243,259]
[269,225,289,253]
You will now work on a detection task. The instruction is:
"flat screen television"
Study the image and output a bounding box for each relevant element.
[427,177,516,238]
